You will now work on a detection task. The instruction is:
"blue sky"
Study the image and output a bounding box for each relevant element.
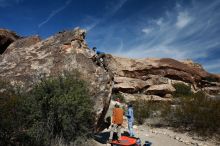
[0,0,220,73]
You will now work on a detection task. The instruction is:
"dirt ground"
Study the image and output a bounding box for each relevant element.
[93,125,218,146]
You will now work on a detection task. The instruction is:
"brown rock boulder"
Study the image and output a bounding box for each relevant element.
[113,76,150,93]
[0,29,20,54]
[105,55,220,97]
[105,55,220,88]
[144,84,176,96]
[120,92,172,103]
[4,35,41,54]
[0,28,112,132]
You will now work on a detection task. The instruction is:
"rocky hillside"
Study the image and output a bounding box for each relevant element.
[104,55,220,102]
[1,28,220,130]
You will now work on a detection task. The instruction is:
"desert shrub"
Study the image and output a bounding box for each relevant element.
[132,99,149,124]
[173,83,192,97]
[131,99,170,125]
[0,80,32,145]
[169,91,220,135]
[24,72,95,145]
[0,71,95,146]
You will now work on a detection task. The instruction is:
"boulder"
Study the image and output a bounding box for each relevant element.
[144,84,176,96]
[0,29,20,54]
[105,55,220,89]
[120,92,172,103]
[0,28,112,132]
[4,35,41,54]
[113,76,150,93]
[104,55,220,98]
[202,87,220,95]
[164,94,173,98]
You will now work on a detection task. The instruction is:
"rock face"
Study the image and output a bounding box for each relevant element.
[144,84,176,97]
[0,28,113,132]
[104,55,220,101]
[0,29,21,54]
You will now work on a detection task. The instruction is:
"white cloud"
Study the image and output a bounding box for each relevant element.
[156,18,163,26]
[176,11,191,28]
[87,1,220,72]
[109,0,127,15]
[126,2,218,61]
[38,0,72,28]
[142,28,153,34]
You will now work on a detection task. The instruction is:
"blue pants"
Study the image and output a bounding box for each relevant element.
[128,121,134,136]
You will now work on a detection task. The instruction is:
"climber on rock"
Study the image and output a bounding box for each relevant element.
[91,47,114,80]
[91,47,107,68]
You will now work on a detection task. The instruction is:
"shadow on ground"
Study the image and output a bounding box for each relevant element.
[94,131,130,144]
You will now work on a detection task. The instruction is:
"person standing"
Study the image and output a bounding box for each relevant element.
[109,104,124,142]
[126,103,135,137]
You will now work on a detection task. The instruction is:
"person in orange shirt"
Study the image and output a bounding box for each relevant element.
[108,104,124,142]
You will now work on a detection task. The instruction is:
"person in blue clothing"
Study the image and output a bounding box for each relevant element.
[92,47,107,68]
[126,103,135,137]
[91,47,114,80]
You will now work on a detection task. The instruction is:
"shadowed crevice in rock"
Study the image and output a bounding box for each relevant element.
[0,29,20,54]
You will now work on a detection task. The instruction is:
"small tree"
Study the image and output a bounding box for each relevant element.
[25,72,95,145]
[0,71,95,146]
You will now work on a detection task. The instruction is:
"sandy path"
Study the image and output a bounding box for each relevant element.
[135,126,189,146]
[94,124,218,146]
[94,126,189,146]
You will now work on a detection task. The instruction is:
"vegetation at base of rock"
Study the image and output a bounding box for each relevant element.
[173,83,192,97]
[132,99,170,125]
[0,71,95,146]
[132,84,220,137]
[168,91,220,136]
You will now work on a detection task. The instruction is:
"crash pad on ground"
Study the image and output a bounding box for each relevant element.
[110,136,137,146]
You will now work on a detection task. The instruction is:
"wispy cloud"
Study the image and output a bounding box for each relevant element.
[86,0,220,73]
[38,0,71,28]
[142,28,153,34]
[176,11,191,28]
[84,0,128,31]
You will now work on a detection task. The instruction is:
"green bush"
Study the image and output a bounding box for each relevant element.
[0,80,32,145]
[130,88,220,137]
[132,99,170,125]
[132,99,149,124]
[173,83,192,97]
[25,72,95,145]
[168,91,220,135]
[0,71,95,146]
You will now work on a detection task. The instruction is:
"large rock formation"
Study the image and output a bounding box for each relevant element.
[104,55,220,102]
[1,28,220,131]
[0,28,113,132]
